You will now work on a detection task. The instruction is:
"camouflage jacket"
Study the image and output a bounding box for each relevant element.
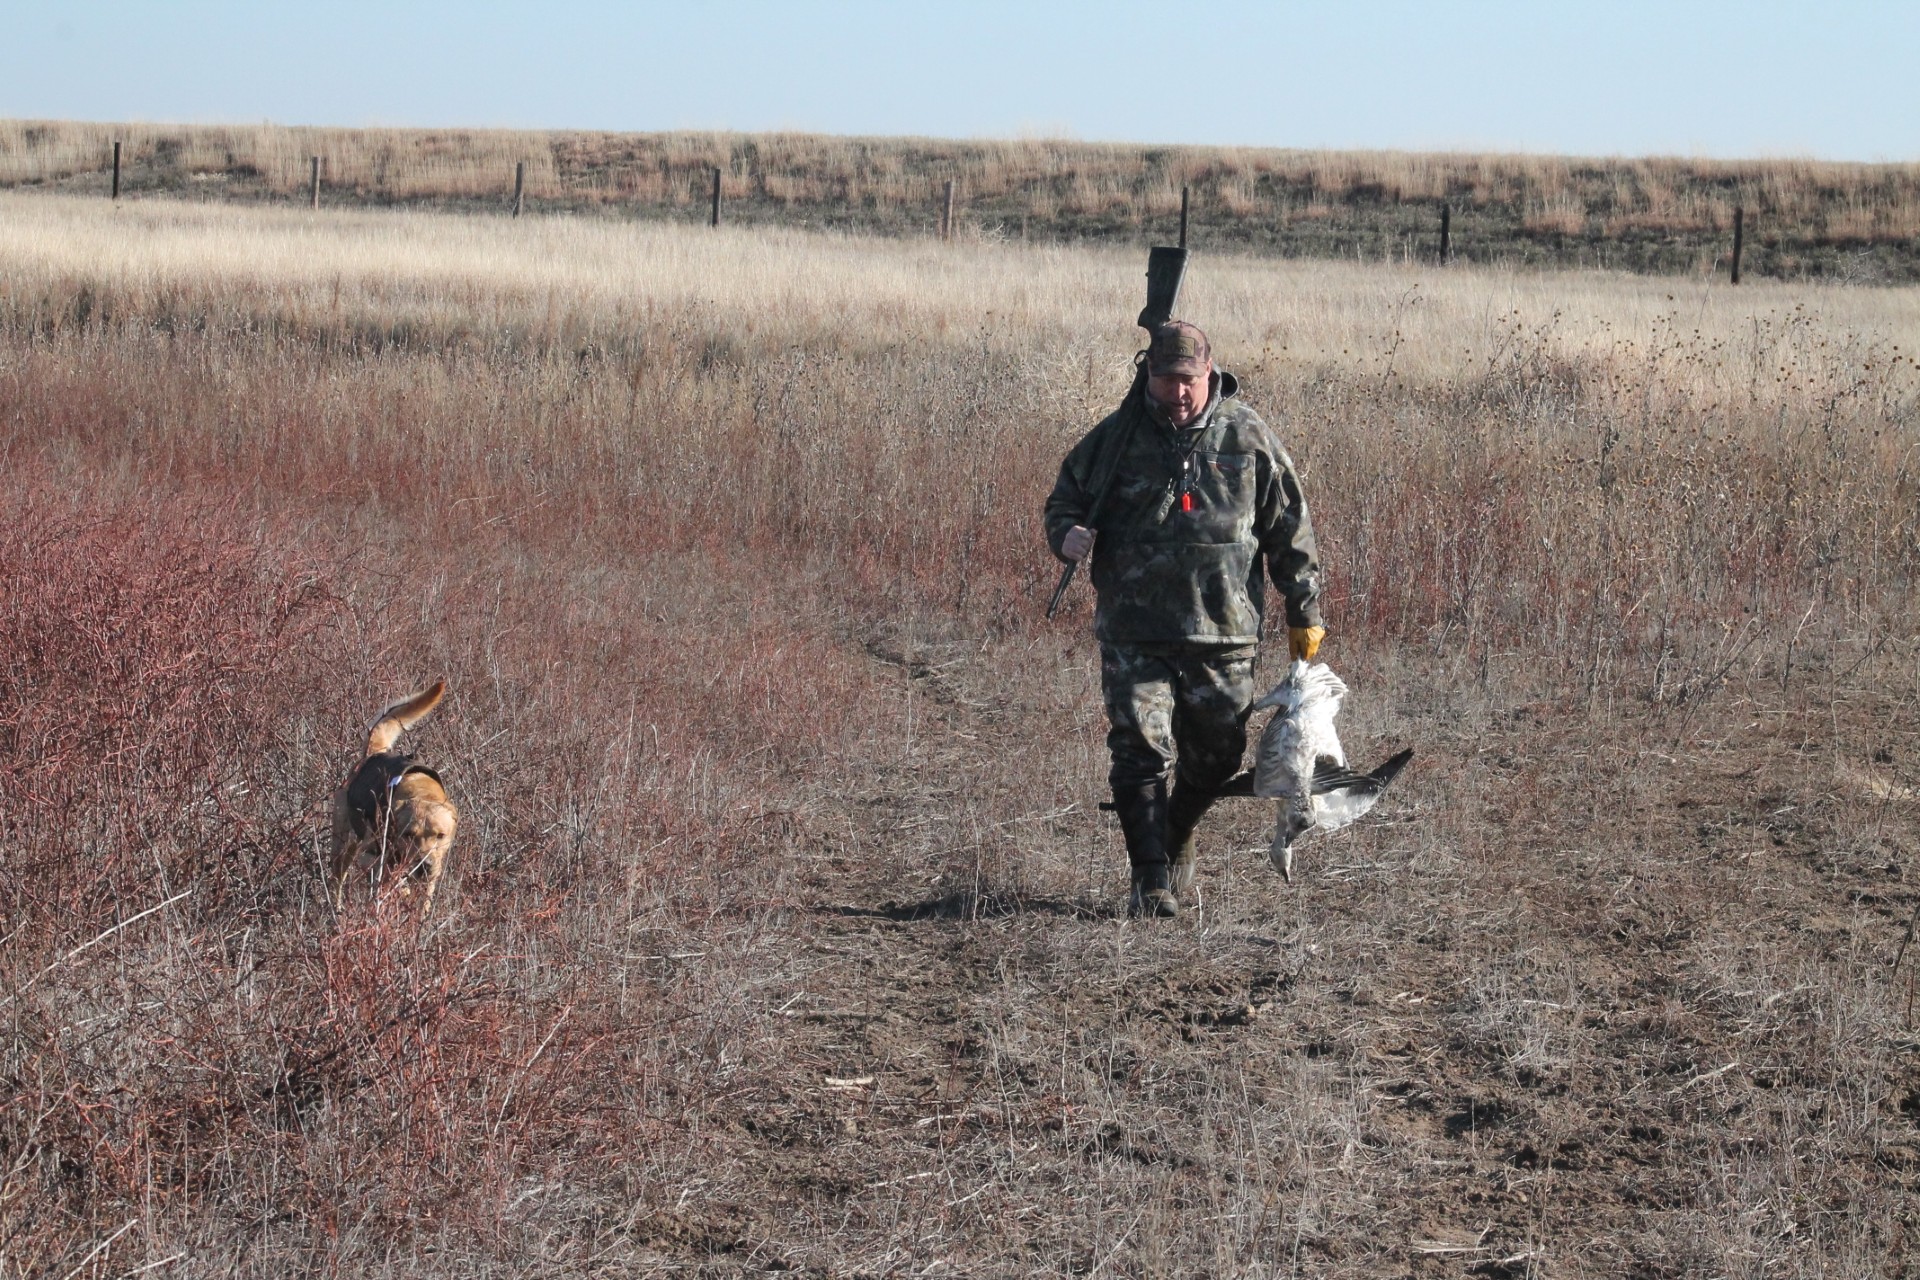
[1044,370,1322,646]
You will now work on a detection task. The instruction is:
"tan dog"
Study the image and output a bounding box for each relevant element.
[330,681,458,917]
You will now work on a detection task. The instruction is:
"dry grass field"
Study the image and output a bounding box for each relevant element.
[2,190,1920,1277]
[6,119,1920,281]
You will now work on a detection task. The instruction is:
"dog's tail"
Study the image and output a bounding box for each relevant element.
[363,680,447,758]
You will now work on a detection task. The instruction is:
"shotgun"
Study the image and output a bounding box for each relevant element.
[1046,246,1188,620]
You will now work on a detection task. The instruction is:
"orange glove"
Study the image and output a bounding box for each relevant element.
[1288,625,1327,662]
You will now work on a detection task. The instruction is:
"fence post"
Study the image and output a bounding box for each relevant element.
[310,156,321,210]
[710,167,722,228]
[111,140,121,199]
[942,178,955,241]
[513,162,525,218]
[1178,185,1189,248]
[1439,203,1451,265]
[1731,206,1744,284]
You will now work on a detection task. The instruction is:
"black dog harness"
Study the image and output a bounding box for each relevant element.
[344,751,445,832]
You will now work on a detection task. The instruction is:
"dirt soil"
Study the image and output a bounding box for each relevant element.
[596,622,1920,1278]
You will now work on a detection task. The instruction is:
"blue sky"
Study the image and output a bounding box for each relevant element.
[4,1,1914,160]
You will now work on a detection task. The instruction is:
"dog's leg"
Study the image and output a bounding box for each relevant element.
[329,796,359,910]
[393,801,456,921]
[330,835,350,910]
[331,837,363,910]
[413,821,454,921]
[417,852,445,919]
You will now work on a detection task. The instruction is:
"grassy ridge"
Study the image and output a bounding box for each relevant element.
[6,118,1919,282]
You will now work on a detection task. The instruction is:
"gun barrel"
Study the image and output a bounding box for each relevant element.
[1045,561,1078,619]
[1049,245,1186,619]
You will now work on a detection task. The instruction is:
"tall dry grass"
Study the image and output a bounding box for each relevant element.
[3,191,1911,655]
[2,193,1918,1275]
[0,119,557,199]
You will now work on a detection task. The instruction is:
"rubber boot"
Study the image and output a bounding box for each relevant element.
[1112,780,1178,918]
[1165,781,1221,895]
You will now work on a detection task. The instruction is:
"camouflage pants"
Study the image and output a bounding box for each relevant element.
[1100,644,1258,791]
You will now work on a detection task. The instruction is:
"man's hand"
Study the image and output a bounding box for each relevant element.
[1288,625,1327,662]
[1061,525,1095,562]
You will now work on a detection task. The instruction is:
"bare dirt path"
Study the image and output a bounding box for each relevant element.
[641,628,1920,1277]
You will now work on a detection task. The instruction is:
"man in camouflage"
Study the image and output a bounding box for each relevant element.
[1045,321,1325,917]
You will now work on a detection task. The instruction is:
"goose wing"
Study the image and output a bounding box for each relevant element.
[1309,748,1415,832]
[1310,747,1413,796]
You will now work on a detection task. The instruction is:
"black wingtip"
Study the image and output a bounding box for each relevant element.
[1369,747,1414,788]
[1310,747,1414,796]
[1310,760,1379,794]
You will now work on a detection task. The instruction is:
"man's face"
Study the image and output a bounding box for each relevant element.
[1148,363,1212,427]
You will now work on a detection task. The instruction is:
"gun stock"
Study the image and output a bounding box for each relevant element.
[1137,246,1188,330]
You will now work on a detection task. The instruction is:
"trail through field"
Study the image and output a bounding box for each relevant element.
[625,620,1920,1276]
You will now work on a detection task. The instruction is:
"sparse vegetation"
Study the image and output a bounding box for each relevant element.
[6,118,1920,281]
[2,190,1918,1276]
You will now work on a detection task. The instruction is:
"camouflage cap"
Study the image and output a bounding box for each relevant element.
[1146,321,1211,376]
